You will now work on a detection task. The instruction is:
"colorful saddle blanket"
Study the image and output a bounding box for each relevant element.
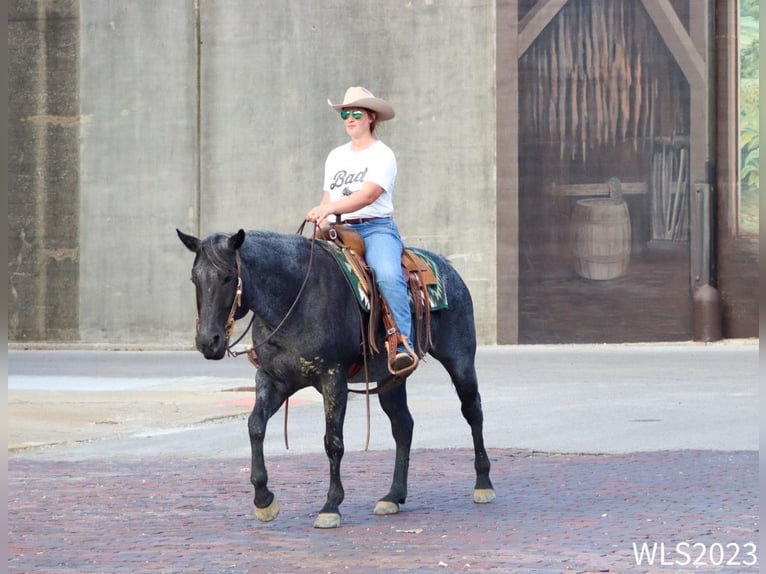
[326,245,448,313]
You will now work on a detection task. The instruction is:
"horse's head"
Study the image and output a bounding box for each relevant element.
[177,228,246,359]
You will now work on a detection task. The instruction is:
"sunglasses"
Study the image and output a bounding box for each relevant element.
[340,109,365,120]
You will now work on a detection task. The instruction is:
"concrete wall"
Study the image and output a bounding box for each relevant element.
[10,1,498,345]
[9,1,80,342]
[79,0,199,342]
[199,1,497,343]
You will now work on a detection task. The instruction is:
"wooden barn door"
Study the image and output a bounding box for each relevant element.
[499,0,710,343]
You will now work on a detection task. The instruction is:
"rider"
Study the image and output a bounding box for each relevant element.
[305,86,416,375]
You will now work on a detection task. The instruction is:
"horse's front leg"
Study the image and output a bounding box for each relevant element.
[249,370,290,522]
[373,380,413,516]
[314,374,348,529]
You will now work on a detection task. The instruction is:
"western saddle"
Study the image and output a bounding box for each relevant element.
[320,223,437,378]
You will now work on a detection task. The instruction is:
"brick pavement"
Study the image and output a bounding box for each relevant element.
[8,448,758,573]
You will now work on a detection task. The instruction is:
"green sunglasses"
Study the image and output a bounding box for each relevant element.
[340,109,365,120]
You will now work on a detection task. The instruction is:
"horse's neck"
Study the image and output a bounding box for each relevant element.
[239,235,308,323]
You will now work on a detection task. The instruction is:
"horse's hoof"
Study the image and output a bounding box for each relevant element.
[313,512,341,529]
[373,500,400,515]
[253,498,280,522]
[473,488,496,504]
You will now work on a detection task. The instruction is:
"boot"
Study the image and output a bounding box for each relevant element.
[388,335,419,378]
[381,299,418,377]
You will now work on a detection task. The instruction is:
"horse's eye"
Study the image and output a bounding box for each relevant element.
[222,275,233,285]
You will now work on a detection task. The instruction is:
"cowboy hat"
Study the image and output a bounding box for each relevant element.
[327,86,395,121]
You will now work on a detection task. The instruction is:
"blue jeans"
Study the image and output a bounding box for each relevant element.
[349,218,412,346]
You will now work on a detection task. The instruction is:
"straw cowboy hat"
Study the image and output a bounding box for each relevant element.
[327,86,395,121]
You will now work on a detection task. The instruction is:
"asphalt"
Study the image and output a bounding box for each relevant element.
[8,342,760,457]
[7,341,761,573]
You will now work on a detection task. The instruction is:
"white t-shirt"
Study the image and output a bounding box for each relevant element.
[323,139,397,221]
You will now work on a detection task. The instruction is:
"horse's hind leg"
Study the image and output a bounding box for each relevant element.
[441,356,495,503]
[249,370,290,522]
[374,380,413,516]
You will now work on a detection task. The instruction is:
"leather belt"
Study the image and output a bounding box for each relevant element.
[342,217,384,225]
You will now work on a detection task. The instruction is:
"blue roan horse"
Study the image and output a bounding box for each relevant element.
[177,228,495,528]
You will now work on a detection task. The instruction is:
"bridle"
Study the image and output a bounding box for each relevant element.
[225,251,244,342]
[197,223,318,364]
[194,249,246,350]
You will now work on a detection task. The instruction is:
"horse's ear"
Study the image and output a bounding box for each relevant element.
[177,229,200,253]
[228,229,246,251]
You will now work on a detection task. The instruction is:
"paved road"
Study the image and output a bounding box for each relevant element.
[8,342,759,457]
[8,342,760,572]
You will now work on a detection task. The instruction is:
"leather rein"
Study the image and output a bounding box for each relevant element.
[221,221,317,365]
[201,221,379,450]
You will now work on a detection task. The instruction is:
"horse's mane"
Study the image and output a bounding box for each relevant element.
[199,230,312,275]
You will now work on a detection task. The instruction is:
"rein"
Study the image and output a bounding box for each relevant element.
[211,222,318,451]
[211,221,378,451]
[224,221,317,361]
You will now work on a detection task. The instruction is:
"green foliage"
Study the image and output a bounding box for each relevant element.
[739,1,759,234]
[740,40,759,79]
[741,0,758,20]
[740,126,759,189]
[740,7,759,80]
[740,80,759,192]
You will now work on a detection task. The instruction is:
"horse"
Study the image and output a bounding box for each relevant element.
[177,227,495,528]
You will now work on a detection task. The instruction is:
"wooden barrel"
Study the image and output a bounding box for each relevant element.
[571,198,631,280]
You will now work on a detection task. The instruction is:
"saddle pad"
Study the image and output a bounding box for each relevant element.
[326,244,448,313]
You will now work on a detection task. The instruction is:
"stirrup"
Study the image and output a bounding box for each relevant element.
[387,337,419,378]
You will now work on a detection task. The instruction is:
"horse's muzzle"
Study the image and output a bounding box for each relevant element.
[196,330,227,360]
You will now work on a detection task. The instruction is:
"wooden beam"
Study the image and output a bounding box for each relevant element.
[545,182,648,197]
[639,0,706,88]
[497,0,520,344]
[686,0,710,184]
[518,0,568,57]
[714,0,738,232]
